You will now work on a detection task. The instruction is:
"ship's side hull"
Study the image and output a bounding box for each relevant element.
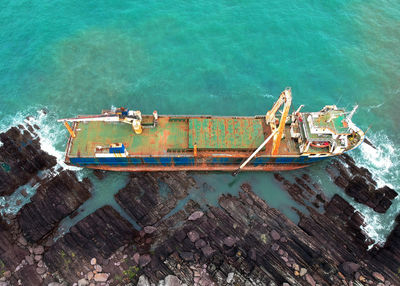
[67,154,330,172]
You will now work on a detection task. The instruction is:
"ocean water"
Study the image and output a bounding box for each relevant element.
[1,1,399,245]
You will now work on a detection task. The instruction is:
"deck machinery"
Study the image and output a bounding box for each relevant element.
[58,88,365,173]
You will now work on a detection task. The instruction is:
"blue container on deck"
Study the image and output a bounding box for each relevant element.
[110,143,125,154]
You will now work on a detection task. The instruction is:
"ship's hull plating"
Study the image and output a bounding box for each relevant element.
[67,154,329,172]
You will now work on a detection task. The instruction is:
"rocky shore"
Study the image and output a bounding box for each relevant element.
[0,122,399,286]
[326,154,397,213]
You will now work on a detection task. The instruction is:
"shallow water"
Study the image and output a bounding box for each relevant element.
[1,0,399,244]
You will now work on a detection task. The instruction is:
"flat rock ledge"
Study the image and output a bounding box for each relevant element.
[17,170,92,243]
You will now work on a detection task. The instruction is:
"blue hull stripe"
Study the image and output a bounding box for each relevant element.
[69,155,329,167]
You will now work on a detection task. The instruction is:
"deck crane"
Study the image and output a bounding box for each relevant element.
[265,87,292,155]
[232,88,292,176]
[57,108,158,136]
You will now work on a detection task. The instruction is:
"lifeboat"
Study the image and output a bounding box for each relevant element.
[310,141,330,148]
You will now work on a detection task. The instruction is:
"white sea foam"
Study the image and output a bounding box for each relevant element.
[26,110,82,172]
[366,103,384,112]
[350,131,400,246]
[261,93,274,99]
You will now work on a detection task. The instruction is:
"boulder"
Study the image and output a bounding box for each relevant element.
[93,273,109,282]
[270,230,280,241]
[340,262,360,275]
[139,254,151,267]
[165,275,181,286]
[188,231,200,243]
[144,226,157,234]
[188,211,204,221]
[78,279,89,286]
[372,272,385,282]
[33,245,44,255]
[223,236,236,247]
[137,275,150,286]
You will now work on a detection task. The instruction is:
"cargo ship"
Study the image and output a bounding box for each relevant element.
[58,88,365,174]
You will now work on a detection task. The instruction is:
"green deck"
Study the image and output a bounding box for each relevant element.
[312,110,350,134]
[68,116,269,157]
[188,118,265,150]
[69,118,189,156]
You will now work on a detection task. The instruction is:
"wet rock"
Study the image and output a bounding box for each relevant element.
[44,206,137,283]
[92,169,106,180]
[18,170,92,242]
[0,126,57,196]
[328,156,397,213]
[114,172,195,227]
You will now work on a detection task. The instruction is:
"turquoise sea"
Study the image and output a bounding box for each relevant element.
[0,1,399,244]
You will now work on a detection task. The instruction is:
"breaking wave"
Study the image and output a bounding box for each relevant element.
[0,107,81,173]
[351,131,400,246]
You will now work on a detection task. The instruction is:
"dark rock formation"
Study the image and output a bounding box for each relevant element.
[17,170,91,242]
[0,125,56,196]
[44,205,138,283]
[371,213,400,277]
[327,154,397,213]
[115,172,195,226]
[273,173,327,209]
[130,184,399,286]
[0,218,28,271]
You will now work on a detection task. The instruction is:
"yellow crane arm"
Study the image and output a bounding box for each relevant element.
[271,88,292,155]
[265,94,285,124]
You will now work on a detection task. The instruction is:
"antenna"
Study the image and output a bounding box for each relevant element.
[347,105,358,121]
[336,93,344,106]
